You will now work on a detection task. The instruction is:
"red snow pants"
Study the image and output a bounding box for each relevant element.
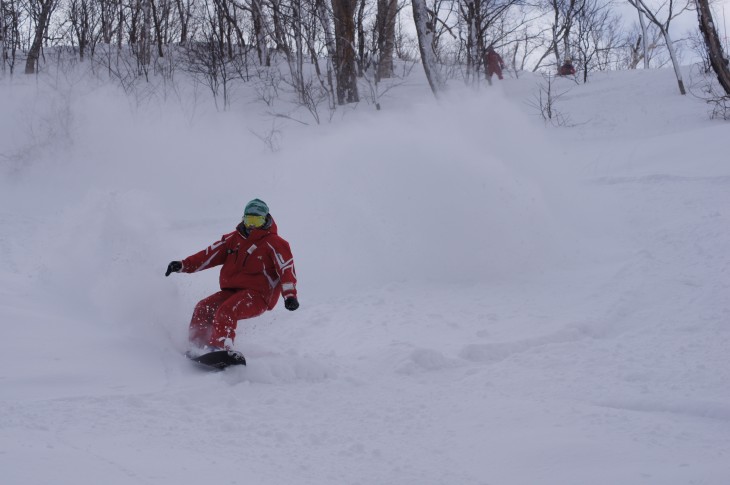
[188,289,268,349]
[487,65,503,80]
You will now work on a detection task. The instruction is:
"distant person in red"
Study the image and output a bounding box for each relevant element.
[165,198,299,355]
[483,45,505,84]
[558,59,576,76]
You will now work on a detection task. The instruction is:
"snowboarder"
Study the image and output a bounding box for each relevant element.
[165,198,299,357]
[484,45,505,84]
[558,59,576,76]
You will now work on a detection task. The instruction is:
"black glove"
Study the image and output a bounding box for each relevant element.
[284,296,299,311]
[165,261,182,277]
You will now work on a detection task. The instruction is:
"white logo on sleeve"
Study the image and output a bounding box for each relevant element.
[267,243,294,274]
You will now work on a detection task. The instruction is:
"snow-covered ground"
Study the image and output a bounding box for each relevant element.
[1,65,729,484]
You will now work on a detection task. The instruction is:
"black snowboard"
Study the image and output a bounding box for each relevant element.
[186,350,246,370]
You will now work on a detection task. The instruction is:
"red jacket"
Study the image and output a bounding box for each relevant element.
[484,49,504,70]
[181,217,297,309]
[558,63,576,76]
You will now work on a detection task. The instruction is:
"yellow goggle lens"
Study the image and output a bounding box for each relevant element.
[243,214,266,228]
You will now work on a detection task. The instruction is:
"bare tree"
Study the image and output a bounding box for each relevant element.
[0,0,23,75]
[67,0,100,61]
[508,23,551,74]
[457,0,526,84]
[150,0,178,58]
[694,0,730,94]
[174,0,194,43]
[248,0,269,64]
[355,0,366,75]
[181,0,251,108]
[394,6,419,61]
[97,0,116,44]
[116,0,125,49]
[623,20,662,68]
[527,72,572,125]
[532,0,584,72]
[0,0,6,72]
[315,0,336,107]
[24,0,57,74]
[412,0,442,96]
[428,0,457,58]
[332,0,359,103]
[374,0,398,80]
[626,0,691,94]
[636,3,649,68]
[140,0,153,67]
[290,0,307,100]
[574,0,622,80]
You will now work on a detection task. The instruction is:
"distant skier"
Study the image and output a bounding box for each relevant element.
[558,59,576,76]
[483,45,505,84]
[165,199,299,358]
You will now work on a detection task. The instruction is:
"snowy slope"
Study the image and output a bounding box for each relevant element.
[1,67,729,485]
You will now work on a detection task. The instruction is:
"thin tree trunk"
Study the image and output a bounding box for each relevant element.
[100,0,111,43]
[550,1,561,67]
[270,0,288,55]
[316,0,336,109]
[0,0,6,73]
[78,0,88,61]
[175,0,190,44]
[251,0,269,65]
[142,0,152,65]
[356,0,365,75]
[293,0,305,98]
[661,27,685,95]
[117,0,124,49]
[638,9,649,68]
[9,0,19,73]
[151,0,165,58]
[563,16,573,62]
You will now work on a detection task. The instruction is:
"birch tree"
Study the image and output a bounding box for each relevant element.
[626,0,690,94]
[412,0,442,96]
[623,21,661,68]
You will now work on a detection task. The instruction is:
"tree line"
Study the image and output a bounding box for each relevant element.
[0,0,727,104]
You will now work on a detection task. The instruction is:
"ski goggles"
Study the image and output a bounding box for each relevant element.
[243,214,266,228]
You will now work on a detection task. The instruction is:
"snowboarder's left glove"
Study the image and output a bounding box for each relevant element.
[284,297,299,311]
[165,261,182,276]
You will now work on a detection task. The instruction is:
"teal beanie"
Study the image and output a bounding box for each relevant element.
[244,198,269,217]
